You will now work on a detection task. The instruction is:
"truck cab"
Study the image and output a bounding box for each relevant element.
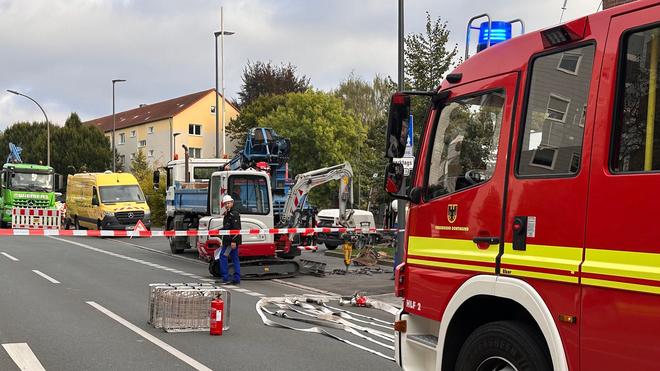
[0,163,57,227]
[197,169,275,261]
[385,1,660,370]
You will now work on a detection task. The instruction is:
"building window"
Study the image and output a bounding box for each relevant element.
[130,130,136,138]
[529,146,559,170]
[130,153,135,160]
[210,106,216,115]
[138,140,146,147]
[546,94,571,123]
[517,44,595,177]
[148,126,154,134]
[611,26,660,172]
[119,155,126,165]
[148,150,154,157]
[189,124,202,136]
[119,133,126,145]
[557,52,583,75]
[189,147,202,159]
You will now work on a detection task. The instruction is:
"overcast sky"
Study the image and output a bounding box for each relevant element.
[0,0,599,129]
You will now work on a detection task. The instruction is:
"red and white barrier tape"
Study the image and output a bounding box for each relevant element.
[0,227,402,237]
[297,246,318,251]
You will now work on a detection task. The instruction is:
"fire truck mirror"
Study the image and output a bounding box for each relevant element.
[409,186,423,204]
[384,162,404,195]
[385,93,411,159]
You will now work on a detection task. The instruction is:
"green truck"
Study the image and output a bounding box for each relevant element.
[0,162,58,228]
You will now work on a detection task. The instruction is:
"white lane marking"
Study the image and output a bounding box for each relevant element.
[1,252,19,261]
[87,301,211,371]
[49,237,269,300]
[32,270,60,284]
[2,343,46,371]
[246,292,264,297]
[223,285,237,289]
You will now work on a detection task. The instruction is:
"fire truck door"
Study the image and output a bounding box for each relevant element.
[405,73,518,319]
[581,9,660,370]
[501,42,600,370]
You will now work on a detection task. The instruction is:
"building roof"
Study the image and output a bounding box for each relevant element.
[84,88,236,133]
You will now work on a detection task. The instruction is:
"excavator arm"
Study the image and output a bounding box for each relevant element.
[280,162,354,227]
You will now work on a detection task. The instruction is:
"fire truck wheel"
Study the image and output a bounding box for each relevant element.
[455,320,551,371]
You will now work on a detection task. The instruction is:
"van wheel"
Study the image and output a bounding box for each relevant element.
[455,321,551,371]
[96,220,103,230]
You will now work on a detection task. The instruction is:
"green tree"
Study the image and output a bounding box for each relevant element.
[129,149,165,227]
[0,121,50,165]
[405,12,459,91]
[237,61,310,108]
[404,12,460,150]
[0,113,112,179]
[334,74,396,209]
[258,91,363,208]
[51,113,113,178]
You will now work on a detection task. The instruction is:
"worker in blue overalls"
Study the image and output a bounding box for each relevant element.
[219,195,241,284]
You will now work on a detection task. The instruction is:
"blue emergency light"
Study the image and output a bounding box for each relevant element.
[477,21,512,52]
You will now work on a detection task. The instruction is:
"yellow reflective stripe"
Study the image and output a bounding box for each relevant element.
[583,249,660,282]
[407,258,494,273]
[501,268,579,284]
[407,236,498,263]
[501,243,582,273]
[582,278,660,295]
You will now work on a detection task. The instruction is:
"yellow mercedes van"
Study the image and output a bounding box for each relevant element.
[65,171,151,230]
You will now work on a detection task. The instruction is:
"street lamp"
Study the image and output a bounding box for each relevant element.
[214,6,235,158]
[173,132,181,160]
[112,79,127,172]
[6,89,50,166]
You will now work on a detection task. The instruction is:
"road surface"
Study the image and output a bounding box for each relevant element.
[0,235,399,371]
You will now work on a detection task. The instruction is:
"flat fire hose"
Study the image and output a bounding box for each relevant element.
[255,296,395,361]
[284,304,394,349]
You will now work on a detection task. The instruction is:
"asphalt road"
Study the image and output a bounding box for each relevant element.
[0,235,400,371]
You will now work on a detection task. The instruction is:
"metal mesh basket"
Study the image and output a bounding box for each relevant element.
[148,283,230,333]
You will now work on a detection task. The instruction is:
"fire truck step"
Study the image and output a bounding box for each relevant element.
[407,334,438,350]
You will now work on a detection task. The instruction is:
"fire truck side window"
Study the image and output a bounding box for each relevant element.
[611,27,660,172]
[517,44,595,176]
[425,90,505,200]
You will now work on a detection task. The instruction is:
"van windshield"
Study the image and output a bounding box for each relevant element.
[99,185,145,203]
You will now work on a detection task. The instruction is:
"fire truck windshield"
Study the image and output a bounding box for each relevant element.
[9,172,53,192]
[426,90,505,199]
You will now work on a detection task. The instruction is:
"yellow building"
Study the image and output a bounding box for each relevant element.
[84,89,239,168]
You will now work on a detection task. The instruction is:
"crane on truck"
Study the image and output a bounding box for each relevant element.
[199,161,354,279]
[158,128,289,254]
[0,143,60,229]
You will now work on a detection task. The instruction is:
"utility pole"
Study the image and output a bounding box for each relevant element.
[112,79,126,172]
[214,7,234,158]
[395,0,406,269]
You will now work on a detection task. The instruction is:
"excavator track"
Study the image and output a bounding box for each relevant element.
[209,258,300,280]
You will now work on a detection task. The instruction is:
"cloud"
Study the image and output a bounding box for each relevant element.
[0,0,600,130]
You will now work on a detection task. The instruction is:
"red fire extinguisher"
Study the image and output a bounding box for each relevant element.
[210,296,224,336]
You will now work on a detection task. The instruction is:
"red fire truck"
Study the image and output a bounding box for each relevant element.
[384,1,660,370]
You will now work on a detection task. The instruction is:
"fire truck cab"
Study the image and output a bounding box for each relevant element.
[385,1,660,370]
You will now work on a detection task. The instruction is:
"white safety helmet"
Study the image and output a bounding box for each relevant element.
[222,195,234,204]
